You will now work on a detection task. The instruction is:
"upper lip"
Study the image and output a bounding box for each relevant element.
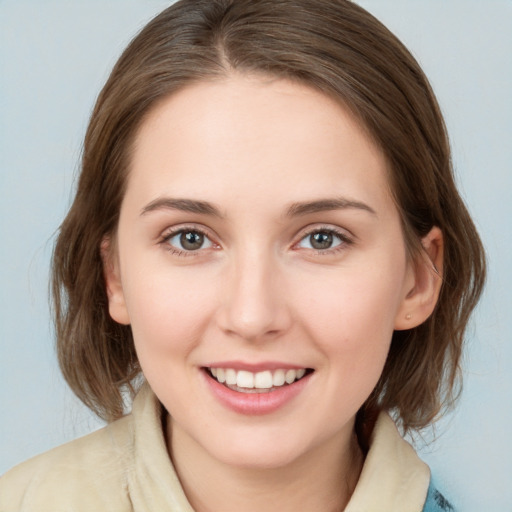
[203,361,311,372]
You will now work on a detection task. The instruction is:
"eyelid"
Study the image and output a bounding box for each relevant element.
[160,223,213,239]
[159,223,220,254]
[292,224,355,253]
[157,223,354,257]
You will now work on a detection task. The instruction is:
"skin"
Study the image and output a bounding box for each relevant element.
[104,74,443,512]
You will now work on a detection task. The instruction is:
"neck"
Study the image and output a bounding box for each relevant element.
[167,417,364,512]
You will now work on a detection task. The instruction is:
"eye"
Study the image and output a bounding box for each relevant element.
[163,229,214,253]
[296,228,351,252]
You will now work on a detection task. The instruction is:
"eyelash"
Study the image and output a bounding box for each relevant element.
[158,225,354,257]
[294,225,354,256]
[159,225,216,257]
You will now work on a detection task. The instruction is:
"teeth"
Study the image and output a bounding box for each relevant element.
[285,369,296,384]
[273,369,285,386]
[208,367,309,390]
[225,368,237,386]
[254,370,272,389]
[237,370,254,388]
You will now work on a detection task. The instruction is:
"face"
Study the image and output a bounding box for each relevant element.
[105,74,428,471]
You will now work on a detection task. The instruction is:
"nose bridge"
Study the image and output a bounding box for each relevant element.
[219,243,289,341]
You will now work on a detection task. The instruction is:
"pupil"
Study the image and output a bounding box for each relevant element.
[180,231,203,250]
[311,232,332,249]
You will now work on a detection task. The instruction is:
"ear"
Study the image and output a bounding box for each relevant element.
[394,226,443,330]
[101,237,130,325]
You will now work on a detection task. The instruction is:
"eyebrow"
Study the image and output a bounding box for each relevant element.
[140,196,376,218]
[285,198,377,217]
[141,198,224,218]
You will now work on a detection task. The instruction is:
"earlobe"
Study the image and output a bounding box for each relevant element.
[101,237,130,325]
[394,226,443,330]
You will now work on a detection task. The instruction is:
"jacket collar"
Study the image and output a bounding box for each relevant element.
[345,412,430,511]
[128,383,429,511]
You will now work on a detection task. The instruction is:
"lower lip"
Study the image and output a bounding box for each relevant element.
[202,370,312,415]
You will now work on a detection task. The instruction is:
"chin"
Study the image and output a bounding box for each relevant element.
[216,443,306,471]
[201,425,322,471]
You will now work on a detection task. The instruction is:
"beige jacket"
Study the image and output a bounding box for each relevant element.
[0,384,430,511]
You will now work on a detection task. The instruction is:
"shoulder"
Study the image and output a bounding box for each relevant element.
[0,414,135,512]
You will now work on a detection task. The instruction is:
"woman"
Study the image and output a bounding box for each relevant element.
[0,1,485,510]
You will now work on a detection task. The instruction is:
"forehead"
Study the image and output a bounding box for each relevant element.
[126,74,393,215]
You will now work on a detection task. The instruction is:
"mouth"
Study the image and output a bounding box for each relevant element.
[204,367,314,394]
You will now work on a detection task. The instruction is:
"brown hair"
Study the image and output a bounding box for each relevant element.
[52,0,486,429]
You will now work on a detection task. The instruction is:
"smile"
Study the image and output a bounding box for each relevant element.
[206,367,312,393]
[202,365,314,415]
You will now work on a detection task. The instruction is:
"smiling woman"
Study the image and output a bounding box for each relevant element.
[105,77,427,481]
[0,1,486,511]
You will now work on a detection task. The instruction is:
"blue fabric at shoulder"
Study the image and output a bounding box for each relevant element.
[422,479,455,512]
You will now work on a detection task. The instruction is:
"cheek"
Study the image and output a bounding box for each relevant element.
[294,268,402,343]
[291,263,404,383]
[122,265,218,361]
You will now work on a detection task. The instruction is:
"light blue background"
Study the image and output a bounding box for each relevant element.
[1,1,511,510]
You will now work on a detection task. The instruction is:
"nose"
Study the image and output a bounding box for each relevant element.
[216,249,292,342]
